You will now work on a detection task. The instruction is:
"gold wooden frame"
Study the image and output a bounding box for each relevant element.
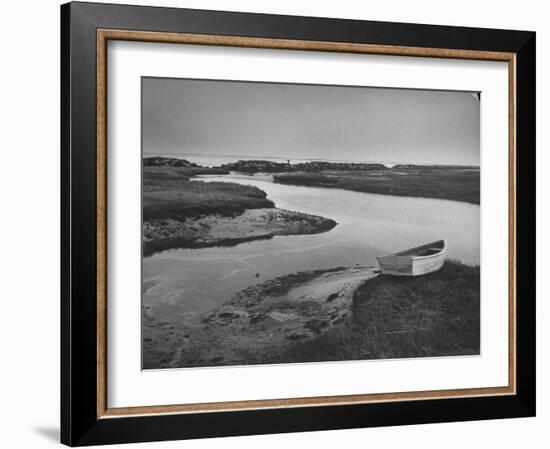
[96,29,516,419]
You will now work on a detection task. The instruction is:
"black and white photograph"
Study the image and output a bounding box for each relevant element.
[141,77,481,370]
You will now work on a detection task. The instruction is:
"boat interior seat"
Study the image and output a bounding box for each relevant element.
[414,249,441,256]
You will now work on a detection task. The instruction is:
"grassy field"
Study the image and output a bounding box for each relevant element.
[268,260,480,363]
[274,167,480,204]
[143,166,275,220]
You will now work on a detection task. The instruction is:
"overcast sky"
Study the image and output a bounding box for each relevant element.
[142,77,480,165]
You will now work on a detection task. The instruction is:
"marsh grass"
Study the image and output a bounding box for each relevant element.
[268,260,480,363]
[274,167,480,204]
[143,166,274,220]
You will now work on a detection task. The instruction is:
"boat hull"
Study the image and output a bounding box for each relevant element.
[376,240,446,276]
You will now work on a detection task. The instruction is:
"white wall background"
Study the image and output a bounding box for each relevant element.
[0,0,546,447]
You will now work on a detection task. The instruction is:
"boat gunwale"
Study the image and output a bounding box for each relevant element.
[379,239,447,261]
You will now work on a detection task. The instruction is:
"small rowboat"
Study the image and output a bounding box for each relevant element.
[376,239,447,276]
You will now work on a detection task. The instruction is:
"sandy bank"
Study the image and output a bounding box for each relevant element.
[143,208,337,256]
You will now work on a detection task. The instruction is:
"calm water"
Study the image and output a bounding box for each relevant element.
[143,174,479,325]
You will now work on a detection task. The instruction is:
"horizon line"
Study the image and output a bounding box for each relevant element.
[143,151,480,168]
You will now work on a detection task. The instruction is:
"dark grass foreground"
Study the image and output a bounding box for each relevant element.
[268,260,480,363]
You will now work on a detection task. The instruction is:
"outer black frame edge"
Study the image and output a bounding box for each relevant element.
[75,395,534,447]
[60,1,536,446]
[514,32,536,416]
[60,2,71,446]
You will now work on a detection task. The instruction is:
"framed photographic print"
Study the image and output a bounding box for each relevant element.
[60,2,536,446]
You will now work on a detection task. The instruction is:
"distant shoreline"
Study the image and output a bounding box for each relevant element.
[143,152,480,170]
